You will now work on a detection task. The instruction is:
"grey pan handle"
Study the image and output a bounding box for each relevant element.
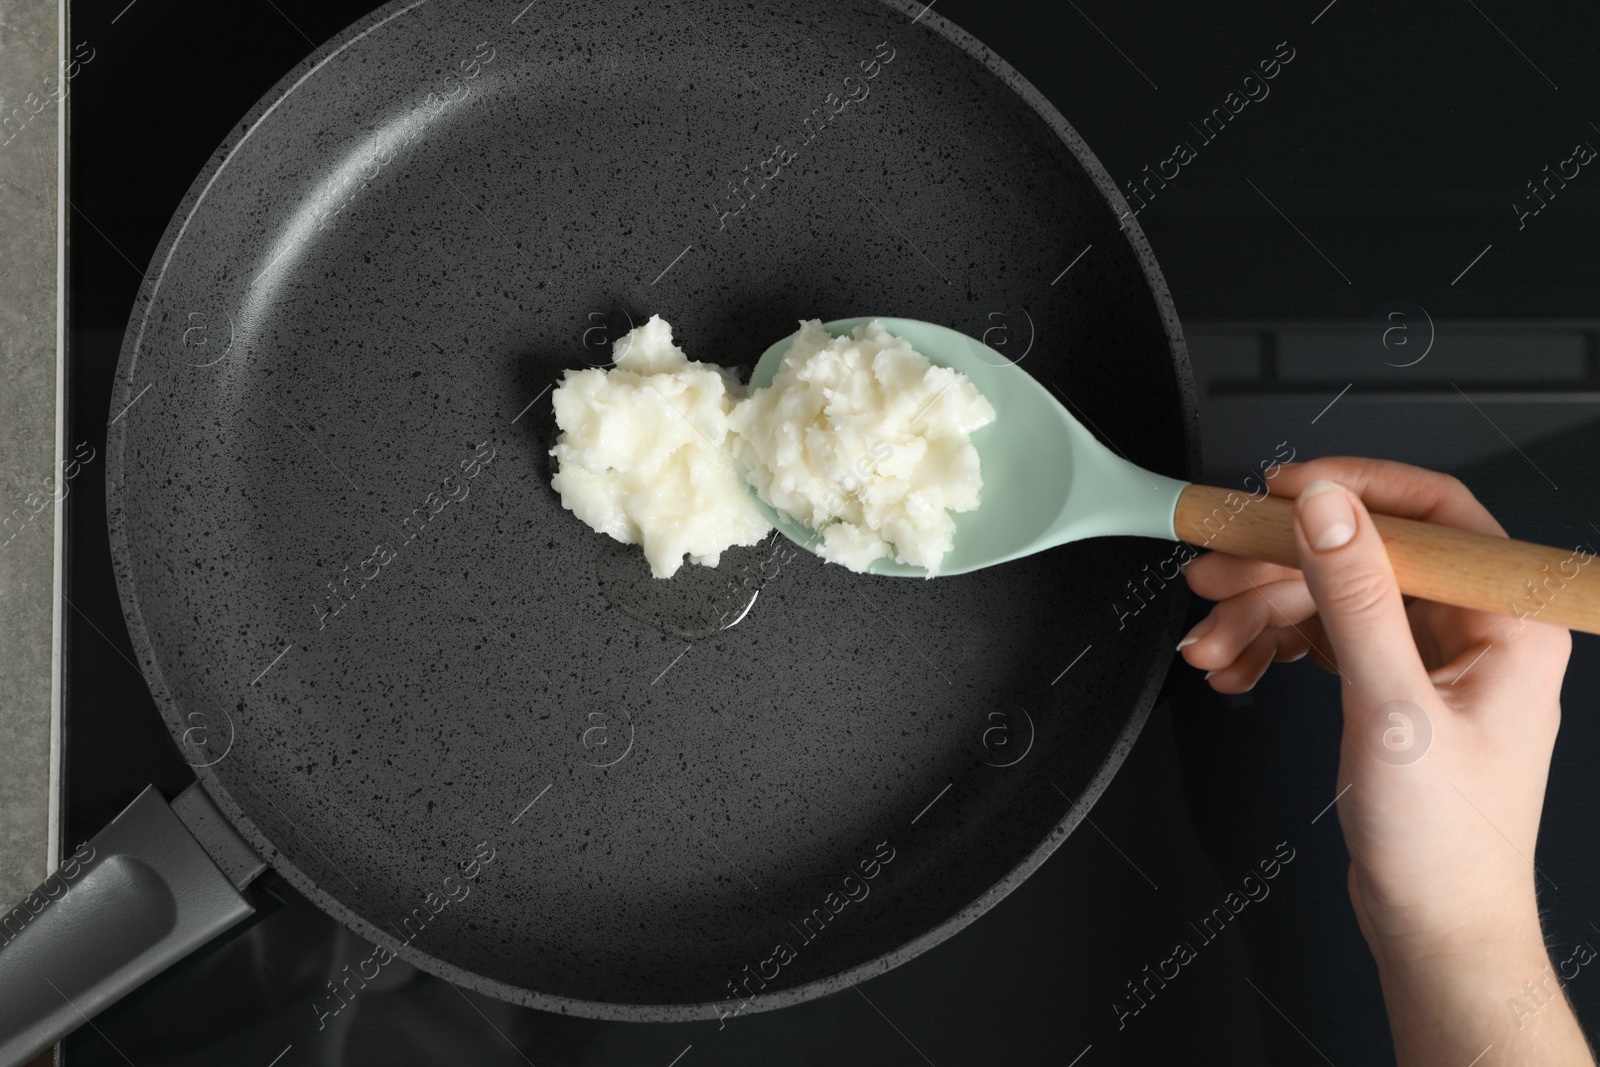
[0,784,263,1066]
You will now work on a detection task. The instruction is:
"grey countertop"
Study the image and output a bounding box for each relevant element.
[0,0,61,910]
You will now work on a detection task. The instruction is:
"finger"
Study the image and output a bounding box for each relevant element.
[1178,579,1317,671]
[1347,866,1381,963]
[1407,598,1499,671]
[1277,459,1525,651]
[1293,614,1339,675]
[1272,625,1313,664]
[1204,629,1299,694]
[1269,458,1505,538]
[1292,480,1434,705]
[1181,552,1302,603]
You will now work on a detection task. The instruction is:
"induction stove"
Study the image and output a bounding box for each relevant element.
[58,0,1600,1064]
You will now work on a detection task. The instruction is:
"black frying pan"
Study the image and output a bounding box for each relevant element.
[0,0,1195,1056]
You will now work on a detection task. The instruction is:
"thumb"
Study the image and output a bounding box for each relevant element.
[1293,480,1433,703]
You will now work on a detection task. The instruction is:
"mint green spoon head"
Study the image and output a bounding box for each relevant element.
[746,317,1189,577]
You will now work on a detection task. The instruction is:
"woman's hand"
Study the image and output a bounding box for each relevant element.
[1177,457,1589,1065]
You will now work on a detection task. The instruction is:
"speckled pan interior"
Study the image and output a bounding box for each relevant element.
[105,0,1198,1020]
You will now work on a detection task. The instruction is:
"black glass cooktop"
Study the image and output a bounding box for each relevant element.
[62,0,1600,1064]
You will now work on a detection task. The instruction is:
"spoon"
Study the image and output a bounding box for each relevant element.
[748,317,1600,636]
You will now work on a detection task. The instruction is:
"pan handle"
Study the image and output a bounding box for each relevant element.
[0,784,259,1067]
[1175,484,1600,635]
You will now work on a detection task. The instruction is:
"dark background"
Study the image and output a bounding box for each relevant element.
[59,0,1600,1064]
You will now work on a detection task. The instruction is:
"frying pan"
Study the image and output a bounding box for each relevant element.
[0,0,1197,1057]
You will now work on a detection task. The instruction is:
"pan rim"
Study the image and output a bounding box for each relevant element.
[103,0,1201,1022]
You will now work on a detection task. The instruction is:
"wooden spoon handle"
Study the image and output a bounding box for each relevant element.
[1174,484,1600,635]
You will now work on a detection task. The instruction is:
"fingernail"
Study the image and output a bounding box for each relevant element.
[1177,614,1217,651]
[1299,480,1356,551]
[1203,669,1217,681]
